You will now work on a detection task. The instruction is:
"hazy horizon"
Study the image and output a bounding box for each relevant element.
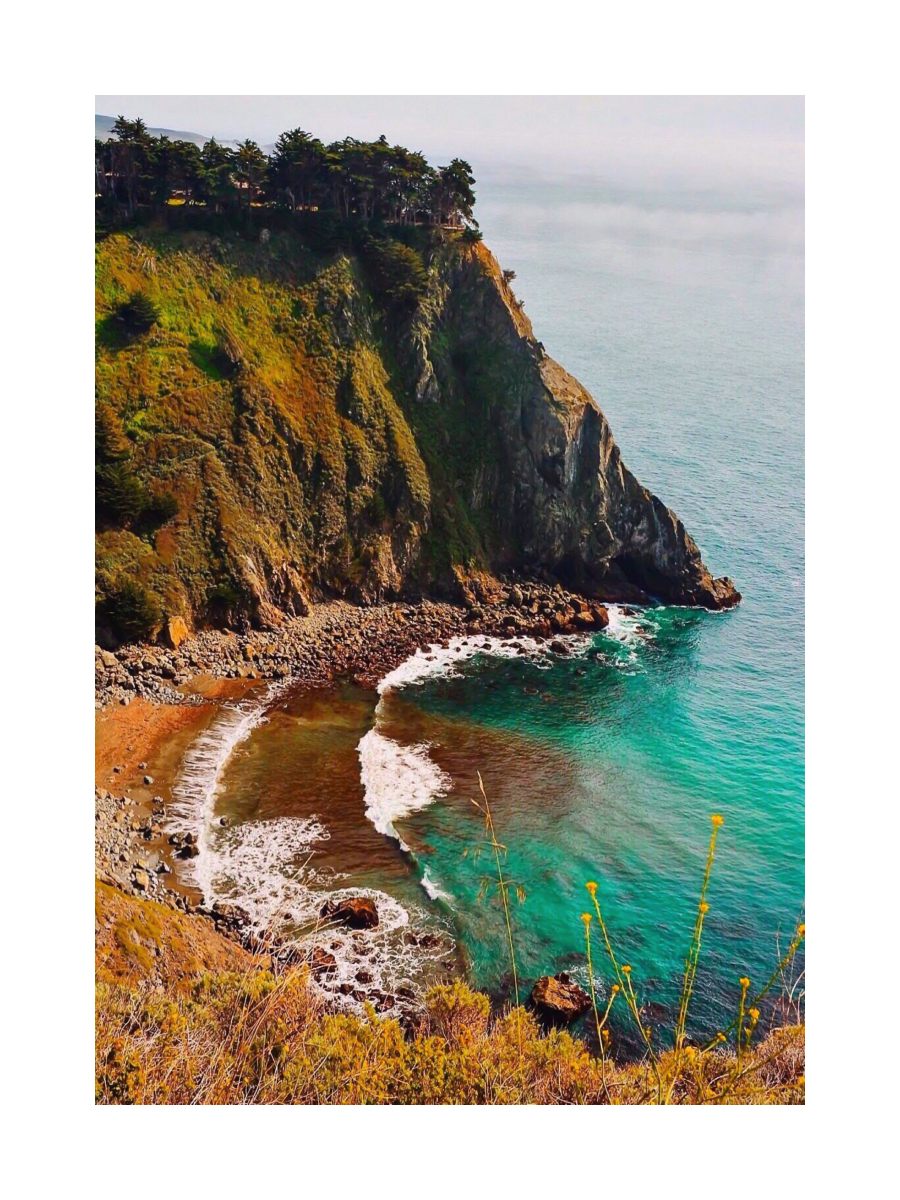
[96,96,804,200]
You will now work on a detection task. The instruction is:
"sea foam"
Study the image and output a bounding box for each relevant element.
[168,678,451,1011]
[358,629,596,854]
[168,680,289,897]
[357,728,451,843]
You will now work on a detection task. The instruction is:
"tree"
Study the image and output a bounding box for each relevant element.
[166,140,203,205]
[96,116,480,233]
[360,236,430,309]
[234,139,267,216]
[95,404,146,525]
[108,116,156,217]
[198,139,236,212]
[149,137,203,209]
[269,129,327,211]
[439,159,477,228]
[120,290,159,333]
[100,577,163,642]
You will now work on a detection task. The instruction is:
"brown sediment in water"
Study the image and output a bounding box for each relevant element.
[94,592,611,1008]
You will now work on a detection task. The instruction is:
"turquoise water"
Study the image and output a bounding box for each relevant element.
[384,176,805,1038]
[200,172,804,1045]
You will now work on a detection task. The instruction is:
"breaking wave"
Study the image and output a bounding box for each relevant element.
[357,729,451,845]
[168,680,289,897]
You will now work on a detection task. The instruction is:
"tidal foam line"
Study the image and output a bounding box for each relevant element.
[168,680,288,900]
[358,630,595,852]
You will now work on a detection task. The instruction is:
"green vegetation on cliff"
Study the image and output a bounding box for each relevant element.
[95,226,455,640]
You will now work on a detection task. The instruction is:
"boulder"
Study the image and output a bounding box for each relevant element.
[164,616,190,649]
[320,896,379,930]
[531,973,591,1022]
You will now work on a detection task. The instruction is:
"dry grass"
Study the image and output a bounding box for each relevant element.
[95,970,803,1105]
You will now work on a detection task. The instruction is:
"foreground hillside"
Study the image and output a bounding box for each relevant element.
[95,227,737,644]
[95,881,803,1105]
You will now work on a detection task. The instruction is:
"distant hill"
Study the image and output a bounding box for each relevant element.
[95,114,242,151]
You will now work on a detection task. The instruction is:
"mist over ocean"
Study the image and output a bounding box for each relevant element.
[197,166,804,1041]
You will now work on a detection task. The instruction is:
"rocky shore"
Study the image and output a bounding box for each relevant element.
[94,578,613,710]
[95,786,258,942]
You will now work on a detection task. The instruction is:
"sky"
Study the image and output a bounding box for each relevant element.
[95,96,804,197]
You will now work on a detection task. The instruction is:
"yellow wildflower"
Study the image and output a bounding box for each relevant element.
[717,1032,726,1043]
[699,902,709,914]
[581,912,592,924]
[586,881,598,897]
[621,965,631,975]
[611,984,620,994]
[739,976,750,990]
[749,1007,760,1022]
[797,923,805,938]
[711,814,724,827]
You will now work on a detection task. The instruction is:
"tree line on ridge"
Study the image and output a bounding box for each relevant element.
[95,117,478,231]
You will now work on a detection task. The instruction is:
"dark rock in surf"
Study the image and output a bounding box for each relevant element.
[211,902,251,928]
[306,946,339,978]
[320,896,379,930]
[531,973,591,1022]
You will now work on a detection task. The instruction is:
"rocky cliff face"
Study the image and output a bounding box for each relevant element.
[94,230,737,644]
[412,243,739,608]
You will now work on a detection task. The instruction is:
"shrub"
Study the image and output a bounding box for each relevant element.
[359,236,429,310]
[424,980,489,1044]
[94,968,804,1105]
[95,404,178,531]
[99,577,162,642]
[141,492,179,527]
[120,290,159,334]
[96,460,149,526]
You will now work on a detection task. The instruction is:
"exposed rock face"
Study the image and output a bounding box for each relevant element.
[531,972,592,1022]
[417,244,739,609]
[95,231,737,642]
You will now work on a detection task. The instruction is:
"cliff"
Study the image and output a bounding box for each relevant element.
[94,229,738,643]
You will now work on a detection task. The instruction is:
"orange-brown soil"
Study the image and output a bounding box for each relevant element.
[94,677,257,794]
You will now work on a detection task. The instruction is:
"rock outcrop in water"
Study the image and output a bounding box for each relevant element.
[95,231,737,643]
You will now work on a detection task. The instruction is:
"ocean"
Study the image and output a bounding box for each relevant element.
[172,170,805,1044]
